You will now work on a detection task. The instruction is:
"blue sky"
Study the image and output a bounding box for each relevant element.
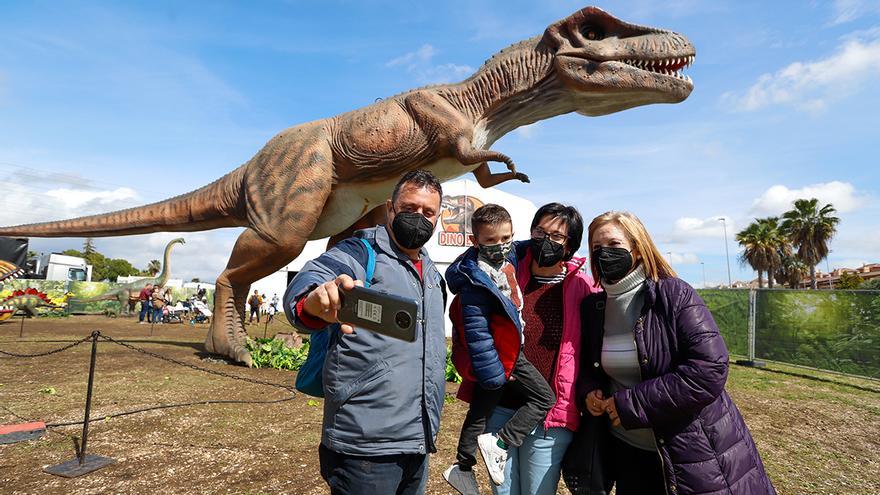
[1,0,878,286]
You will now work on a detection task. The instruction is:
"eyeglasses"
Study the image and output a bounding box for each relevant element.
[532,227,568,244]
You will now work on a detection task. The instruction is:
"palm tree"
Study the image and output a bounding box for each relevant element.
[780,198,840,289]
[146,259,161,276]
[775,251,808,289]
[736,217,785,288]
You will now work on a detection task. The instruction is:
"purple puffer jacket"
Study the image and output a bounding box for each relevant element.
[578,277,776,495]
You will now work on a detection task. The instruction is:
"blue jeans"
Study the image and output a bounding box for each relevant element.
[318,444,427,495]
[486,406,574,495]
[139,301,151,322]
[153,307,163,323]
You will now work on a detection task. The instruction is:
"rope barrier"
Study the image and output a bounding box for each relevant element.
[1,331,298,431]
[0,335,93,358]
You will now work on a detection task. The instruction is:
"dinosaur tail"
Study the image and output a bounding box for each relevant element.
[0,167,247,237]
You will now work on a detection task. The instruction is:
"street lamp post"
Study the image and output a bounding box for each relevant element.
[701,261,706,288]
[719,218,732,288]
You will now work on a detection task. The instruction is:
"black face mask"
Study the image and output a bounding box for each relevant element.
[391,210,435,250]
[593,246,634,283]
[530,237,566,267]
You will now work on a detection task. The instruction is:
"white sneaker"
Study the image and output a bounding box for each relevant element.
[443,464,479,495]
[477,433,508,486]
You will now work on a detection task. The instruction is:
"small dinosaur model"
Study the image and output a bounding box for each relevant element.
[69,238,184,315]
[0,288,69,321]
[0,6,695,364]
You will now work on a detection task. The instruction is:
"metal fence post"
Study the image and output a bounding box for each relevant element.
[43,330,115,477]
[736,289,765,368]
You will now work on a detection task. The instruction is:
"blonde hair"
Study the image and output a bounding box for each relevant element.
[587,211,676,282]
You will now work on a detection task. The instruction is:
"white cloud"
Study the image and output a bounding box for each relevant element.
[44,187,139,211]
[666,252,701,265]
[750,181,868,215]
[830,0,880,25]
[385,44,473,84]
[721,30,880,112]
[385,44,438,69]
[671,216,736,242]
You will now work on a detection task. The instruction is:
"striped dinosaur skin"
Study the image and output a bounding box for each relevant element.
[69,238,184,315]
[0,289,67,320]
[0,7,695,365]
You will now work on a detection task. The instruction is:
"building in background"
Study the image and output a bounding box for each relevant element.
[249,179,538,336]
[806,263,880,289]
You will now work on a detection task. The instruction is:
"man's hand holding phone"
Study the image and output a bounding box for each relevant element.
[302,274,364,334]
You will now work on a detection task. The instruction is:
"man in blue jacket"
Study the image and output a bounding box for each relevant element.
[283,170,447,495]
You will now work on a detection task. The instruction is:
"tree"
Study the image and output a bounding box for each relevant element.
[146,259,161,276]
[862,278,880,290]
[775,252,808,289]
[780,198,840,289]
[190,278,201,283]
[27,250,39,258]
[736,217,785,288]
[838,272,863,289]
[83,238,96,256]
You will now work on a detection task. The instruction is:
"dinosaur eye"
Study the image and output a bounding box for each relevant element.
[581,25,604,41]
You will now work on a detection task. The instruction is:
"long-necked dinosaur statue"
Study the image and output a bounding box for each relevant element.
[69,238,184,315]
[0,6,695,365]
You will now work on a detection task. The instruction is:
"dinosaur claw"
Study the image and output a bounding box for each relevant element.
[516,173,530,183]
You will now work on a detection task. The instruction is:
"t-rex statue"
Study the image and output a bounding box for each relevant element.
[68,238,184,315]
[0,6,695,365]
[0,288,70,321]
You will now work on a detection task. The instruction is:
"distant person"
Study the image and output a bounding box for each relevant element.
[578,211,776,494]
[151,286,165,324]
[260,293,268,316]
[248,290,261,323]
[270,293,279,312]
[196,285,207,301]
[138,283,154,324]
[444,204,555,493]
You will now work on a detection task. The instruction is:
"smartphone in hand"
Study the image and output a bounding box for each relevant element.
[338,286,418,342]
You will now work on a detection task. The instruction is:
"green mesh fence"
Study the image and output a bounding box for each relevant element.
[754,289,880,378]
[697,288,880,378]
[697,289,750,356]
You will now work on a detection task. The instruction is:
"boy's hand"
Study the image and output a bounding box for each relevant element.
[302,275,364,334]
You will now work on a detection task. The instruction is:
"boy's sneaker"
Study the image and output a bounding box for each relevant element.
[477,432,508,486]
[443,464,479,495]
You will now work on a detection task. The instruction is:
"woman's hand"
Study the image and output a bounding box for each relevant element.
[602,397,621,427]
[585,389,606,416]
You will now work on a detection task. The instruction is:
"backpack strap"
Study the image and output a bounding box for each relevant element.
[358,237,376,288]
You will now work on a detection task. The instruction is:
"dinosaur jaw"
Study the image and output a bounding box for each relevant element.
[556,53,694,116]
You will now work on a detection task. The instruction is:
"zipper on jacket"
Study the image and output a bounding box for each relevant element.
[632,315,672,495]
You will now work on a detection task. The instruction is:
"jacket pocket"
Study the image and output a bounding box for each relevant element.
[327,359,392,408]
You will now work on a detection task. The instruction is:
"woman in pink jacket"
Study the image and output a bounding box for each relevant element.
[484,203,600,495]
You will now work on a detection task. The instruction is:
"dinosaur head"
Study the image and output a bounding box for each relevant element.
[543,6,695,115]
[171,238,185,246]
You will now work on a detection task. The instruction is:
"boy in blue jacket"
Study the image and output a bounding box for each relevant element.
[444,204,555,494]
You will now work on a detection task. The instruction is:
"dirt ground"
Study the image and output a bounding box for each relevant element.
[1,315,878,494]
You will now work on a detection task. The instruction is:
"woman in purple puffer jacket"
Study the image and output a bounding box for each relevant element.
[577,211,776,495]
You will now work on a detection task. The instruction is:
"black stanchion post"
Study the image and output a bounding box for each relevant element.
[44,330,115,477]
[19,315,25,338]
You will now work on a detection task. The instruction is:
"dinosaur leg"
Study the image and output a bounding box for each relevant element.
[205,229,310,366]
[327,205,388,249]
[204,155,334,366]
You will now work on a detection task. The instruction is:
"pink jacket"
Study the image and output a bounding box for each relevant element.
[515,244,600,432]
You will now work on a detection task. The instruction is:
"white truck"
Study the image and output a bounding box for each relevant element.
[27,253,93,282]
